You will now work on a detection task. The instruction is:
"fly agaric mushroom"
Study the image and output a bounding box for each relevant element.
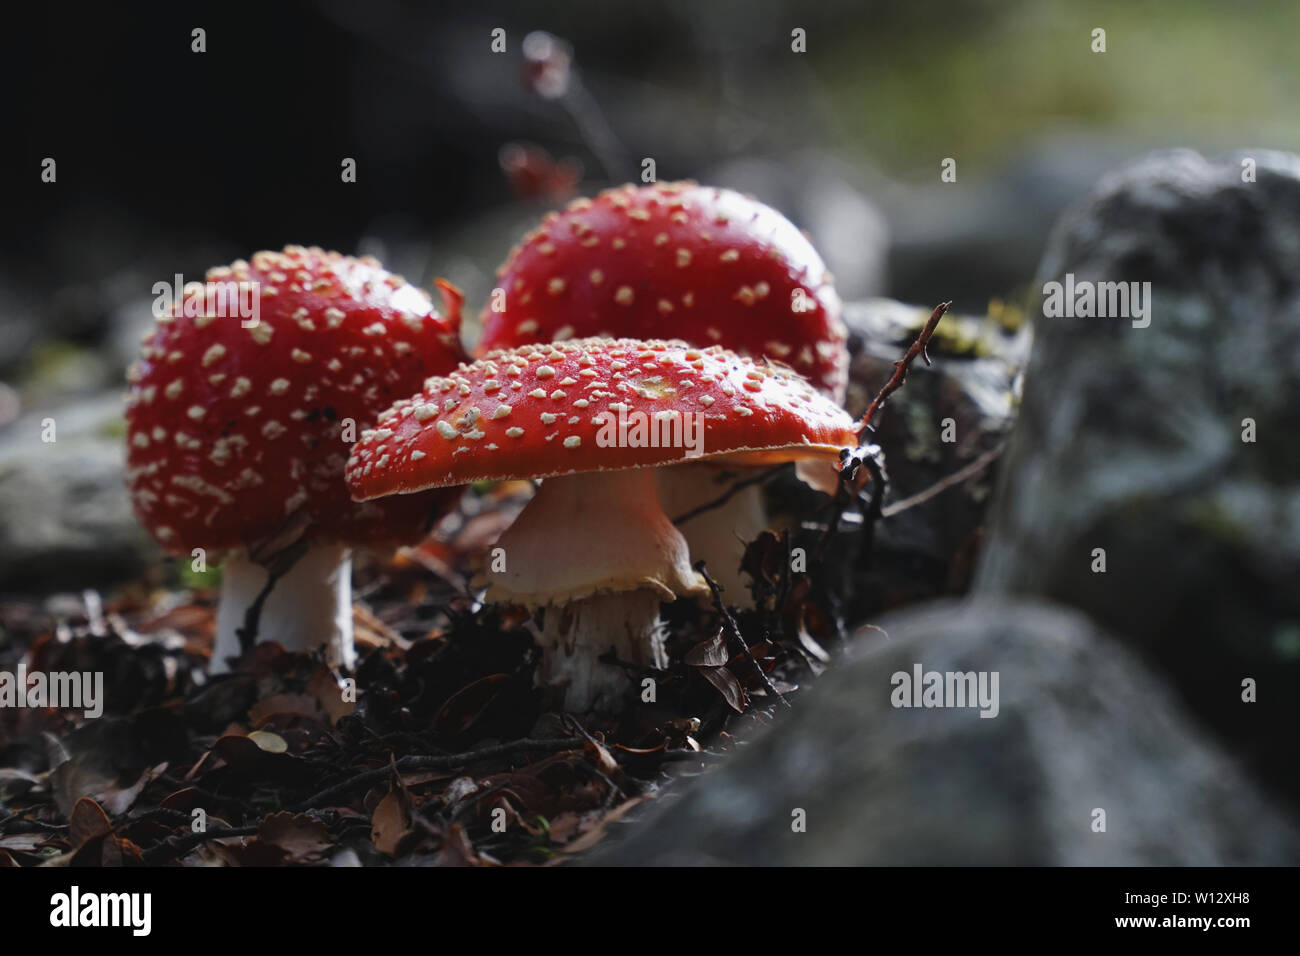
[125,246,468,672]
[478,180,846,395]
[477,181,850,600]
[346,337,858,712]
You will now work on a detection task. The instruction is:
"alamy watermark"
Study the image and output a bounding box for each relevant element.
[594,405,705,458]
[50,887,151,936]
[152,274,261,328]
[1042,272,1151,328]
[890,663,999,718]
[0,663,103,718]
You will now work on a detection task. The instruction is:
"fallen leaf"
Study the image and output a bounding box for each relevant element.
[582,737,619,777]
[99,835,143,866]
[434,823,482,866]
[739,530,786,590]
[248,693,320,727]
[371,788,413,857]
[307,667,356,725]
[698,666,747,713]
[0,768,41,802]
[685,630,731,667]
[68,797,113,848]
[247,731,288,754]
[0,834,48,853]
[555,797,648,856]
[258,812,332,863]
[433,674,509,735]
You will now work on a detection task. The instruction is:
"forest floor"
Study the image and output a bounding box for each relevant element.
[0,467,901,866]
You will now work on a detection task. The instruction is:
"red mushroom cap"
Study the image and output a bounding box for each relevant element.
[476,181,848,400]
[347,337,858,500]
[125,246,468,554]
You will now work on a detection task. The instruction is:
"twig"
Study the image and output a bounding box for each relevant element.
[143,824,259,865]
[562,79,632,182]
[293,737,585,811]
[881,441,1007,518]
[695,561,790,710]
[819,299,950,568]
[557,715,627,806]
[768,528,793,635]
[672,465,786,525]
[814,444,887,563]
[522,30,631,181]
[0,813,66,835]
[856,300,951,441]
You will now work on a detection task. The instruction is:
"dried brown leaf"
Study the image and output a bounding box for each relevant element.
[371,788,413,857]
[248,693,320,727]
[685,630,731,667]
[698,666,747,713]
[258,812,332,863]
[69,797,113,848]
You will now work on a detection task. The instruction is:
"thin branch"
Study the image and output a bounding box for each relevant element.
[881,441,1007,518]
[293,737,585,811]
[696,561,790,709]
[562,78,632,182]
[856,300,951,441]
[143,824,259,865]
[0,813,65,835]
[672,465,787,525]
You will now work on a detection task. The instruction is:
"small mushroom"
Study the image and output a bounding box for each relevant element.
[125,246,469,671]
[346,337,858,712]
[477,181,850,599]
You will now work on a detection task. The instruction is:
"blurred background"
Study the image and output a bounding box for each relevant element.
[9,0,1300,377]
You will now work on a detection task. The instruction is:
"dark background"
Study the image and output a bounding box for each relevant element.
[8,0,1299,370]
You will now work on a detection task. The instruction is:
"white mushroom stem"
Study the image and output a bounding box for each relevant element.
[211,543,355,673]
[535,591,668,713]
[655,463,770,605]
[485,468,704,713]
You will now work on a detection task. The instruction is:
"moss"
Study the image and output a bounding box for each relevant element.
[175,559,222,591]
[97,416,127,440]
[22,341,87,381]
[1183,498,1252,549]
[932,321,991,358]
[987,298,1027,334]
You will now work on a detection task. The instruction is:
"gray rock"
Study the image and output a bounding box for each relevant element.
[975,149,1300,802]
[591,600,1299,865]
[0,397,153,592]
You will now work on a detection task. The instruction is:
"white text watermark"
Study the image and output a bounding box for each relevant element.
[1042,272,1151,328]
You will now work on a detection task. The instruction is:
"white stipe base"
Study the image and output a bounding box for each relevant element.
[211,543,354,673]
[535,590,667,713]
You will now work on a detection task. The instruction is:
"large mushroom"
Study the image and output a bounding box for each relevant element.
[346,337,858,712]
[476,181,849,599]
[125,246,468,672]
